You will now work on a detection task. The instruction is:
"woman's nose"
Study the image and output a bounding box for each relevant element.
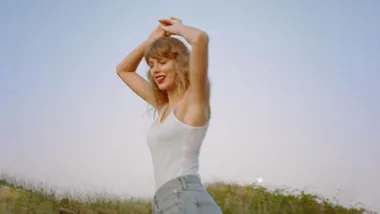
[151,65,160,73]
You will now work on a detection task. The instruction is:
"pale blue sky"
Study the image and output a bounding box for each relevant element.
[1,0,379,211]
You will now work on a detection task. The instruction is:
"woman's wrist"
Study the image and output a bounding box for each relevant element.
[178,25,208,45]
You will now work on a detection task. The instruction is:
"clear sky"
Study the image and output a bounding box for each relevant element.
[1,0,379,211]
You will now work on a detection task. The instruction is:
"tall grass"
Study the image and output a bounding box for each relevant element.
[0,175,375,214]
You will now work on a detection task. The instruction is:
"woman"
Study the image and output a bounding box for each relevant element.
[116,17,222,214]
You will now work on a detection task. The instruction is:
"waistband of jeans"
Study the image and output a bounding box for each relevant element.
[154,174,202,197]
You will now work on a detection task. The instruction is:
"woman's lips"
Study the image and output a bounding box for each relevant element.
[156,75,166,84]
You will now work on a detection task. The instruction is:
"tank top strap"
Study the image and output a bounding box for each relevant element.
[157,101,183,123]
[158,104,169,121]
[171,101,181,114]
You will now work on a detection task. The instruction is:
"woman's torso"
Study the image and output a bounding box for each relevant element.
[147,103,209,191]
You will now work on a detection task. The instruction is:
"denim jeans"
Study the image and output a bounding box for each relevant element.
[152,174,223,214]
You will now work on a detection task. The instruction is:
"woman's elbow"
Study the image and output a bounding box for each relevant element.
[192,31,209,45]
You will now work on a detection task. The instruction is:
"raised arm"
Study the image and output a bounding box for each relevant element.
[159,18,210,105]
[116,25,167,108]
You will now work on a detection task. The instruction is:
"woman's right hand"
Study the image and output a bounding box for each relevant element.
[147,24,167,44]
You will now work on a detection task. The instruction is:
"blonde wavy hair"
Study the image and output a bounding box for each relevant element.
[144,37,190,114]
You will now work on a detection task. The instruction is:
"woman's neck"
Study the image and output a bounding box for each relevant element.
[166,87,182,107]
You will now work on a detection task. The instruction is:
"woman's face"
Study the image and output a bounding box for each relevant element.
[149,57,177,91]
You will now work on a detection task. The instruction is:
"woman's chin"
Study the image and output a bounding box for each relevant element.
[158,83,174,91]
[157,84,168,91]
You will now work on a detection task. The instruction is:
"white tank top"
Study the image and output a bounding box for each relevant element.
[147,104,209,191]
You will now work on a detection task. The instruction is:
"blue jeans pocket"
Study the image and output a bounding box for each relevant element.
[153,189,182,214]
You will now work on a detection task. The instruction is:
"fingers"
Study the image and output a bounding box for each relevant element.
[159,23,168,30]
[159,24,171,34]
[170,16,182,23]
[157,17,182,36]
[159,17,182,25]
[159,24,175,37]
[158,19,173,26]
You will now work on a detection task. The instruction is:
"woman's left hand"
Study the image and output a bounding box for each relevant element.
[158,17,184,36]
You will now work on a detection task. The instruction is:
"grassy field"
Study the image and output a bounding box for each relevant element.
[0,175,375,214]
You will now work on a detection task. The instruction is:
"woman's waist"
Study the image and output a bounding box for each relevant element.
[154,174,204,198]
[154,165,200,188]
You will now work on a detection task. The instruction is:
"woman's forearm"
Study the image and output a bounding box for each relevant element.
[178,25,209,46]
[116,39,151,73]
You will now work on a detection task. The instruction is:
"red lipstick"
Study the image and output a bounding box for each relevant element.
[155,75,166,84]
